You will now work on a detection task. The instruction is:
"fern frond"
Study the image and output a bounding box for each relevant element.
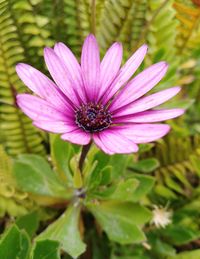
[97,0,137,51]
[174,1,200,57]
[0,0,46,155]
[118,0,147,52]
[63,0,90,55]
[10,0,53,69]
[146,0,179,64]
[38,0,90,55]
[143,134,200,199]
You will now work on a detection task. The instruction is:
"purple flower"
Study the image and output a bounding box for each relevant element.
[16,34,184,154]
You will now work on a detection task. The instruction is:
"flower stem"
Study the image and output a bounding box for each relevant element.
[91,0,96,35]
[79,142,92,173]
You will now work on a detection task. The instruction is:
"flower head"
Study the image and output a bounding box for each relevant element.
[151,205,172,228]
[16,34,184,154]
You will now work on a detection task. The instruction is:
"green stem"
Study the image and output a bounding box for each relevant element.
[91,0,96,35]
[79,142,92,173]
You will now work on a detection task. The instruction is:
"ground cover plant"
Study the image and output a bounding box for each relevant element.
[0,0,200,258]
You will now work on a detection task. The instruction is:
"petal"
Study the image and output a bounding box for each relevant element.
[93,130,138,154]
[97,42,123,101]
[113,109,184,123]
[61,129,91,145]
[114,87,181,117]
[81,34,100,101]
[54,42,87,103]
[110,62,168,111]
[16,63,72,111]
[33,121,77,133]
[113,124,170,144]
[101,44,148,104]
[17,94,73,121]
[44,47,80,106]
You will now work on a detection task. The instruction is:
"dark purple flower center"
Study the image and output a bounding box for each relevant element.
[75,103,112,133]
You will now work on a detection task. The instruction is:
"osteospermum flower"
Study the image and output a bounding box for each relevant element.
[16,34,184,154]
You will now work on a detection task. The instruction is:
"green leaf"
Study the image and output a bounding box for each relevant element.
[87,165,112,191]
[0,225,30,259]
[50,134,77,183]
[130,158,160,173]
[86,163,103,190]
[32,240,60,259]
[88,201,152,244]
[129,174,155,202]
[107,178,139,201]
[36,205,86,258]
[16,211,39,238]
[100,166,112,185]
[154,185,178,200]
[110,154,131,179]
[150,238,176,257]
[13,154,73,199]
[167,249,200,259]
[162,225,200,245]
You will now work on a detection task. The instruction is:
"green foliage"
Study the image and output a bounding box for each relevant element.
[31,240,60,259]
[0,224,61,259]
[143,134,200,199]
[0,0,200,258]
[88,201,151,244]
[0,0,46,156]
[97,0,148,53]
[0,145,35,217]
[13,154,73,199]
[167,249,200,259]
[146,0,179,64]
[174,1,200,57]
[16,211,39,237]
[0,225,30,259]
[129,158,160,173]
[36,205,86,258]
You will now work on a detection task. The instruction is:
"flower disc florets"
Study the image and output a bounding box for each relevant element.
[75,103,112,133]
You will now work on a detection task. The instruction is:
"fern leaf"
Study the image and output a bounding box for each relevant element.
[0,0,46,155]
[97,0,139,51]
[143,134,200,199]
[174,1,200,57]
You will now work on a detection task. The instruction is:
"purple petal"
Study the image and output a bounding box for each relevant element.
[81,34,100,101]
[16,63,72,111]
[33,121,77,133]
[61,129,91,145]
[114,87,181,117]
[110,62,168,111]
[113,109,184,123]
[113,124,170,143]
[17,94,73,121]
[101,44,148,104]
[54,42,87,103]
[44,47,80,106]
[93,130,138,154]
[97,42,123,101]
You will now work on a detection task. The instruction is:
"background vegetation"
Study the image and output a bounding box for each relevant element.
[0,0,200,258]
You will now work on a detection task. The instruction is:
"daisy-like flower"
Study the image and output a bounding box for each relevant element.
[16,34,184,154]
[151,205,172,228]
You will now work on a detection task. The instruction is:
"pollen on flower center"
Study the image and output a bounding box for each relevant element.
[75,103,112,133]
